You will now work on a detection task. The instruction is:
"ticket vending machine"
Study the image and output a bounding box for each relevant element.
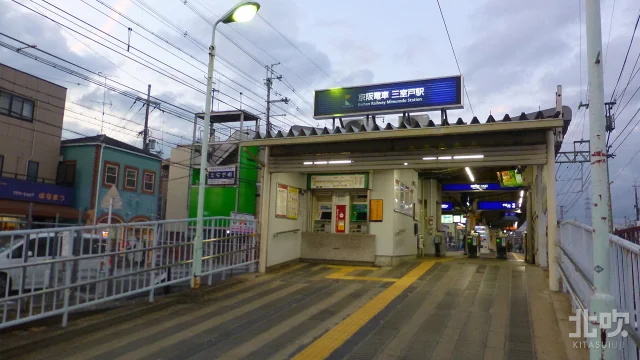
[467,234,478,258]
[496,236,507,259]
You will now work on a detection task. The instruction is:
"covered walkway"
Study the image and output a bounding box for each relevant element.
[12,256,583,360]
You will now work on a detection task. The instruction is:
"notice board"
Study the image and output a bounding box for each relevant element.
[370,199,383,222]
[275,183,300,219]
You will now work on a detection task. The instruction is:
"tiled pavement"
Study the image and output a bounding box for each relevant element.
[15,256,581,360]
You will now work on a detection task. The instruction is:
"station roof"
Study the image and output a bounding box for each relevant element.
[242,106,571,147]
[196,110,260,123]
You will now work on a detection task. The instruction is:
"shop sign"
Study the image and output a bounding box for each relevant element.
[0,177,73,206]
[206,166,236,185]
[441,202,453,211]
[313,76,463,119]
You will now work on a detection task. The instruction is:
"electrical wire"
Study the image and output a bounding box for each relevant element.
[435,0,475,117]
[257,14,339,85]
[609,9,640,102]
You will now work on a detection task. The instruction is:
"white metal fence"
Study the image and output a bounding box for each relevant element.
[0,216,258,330]
[557,220,640,359]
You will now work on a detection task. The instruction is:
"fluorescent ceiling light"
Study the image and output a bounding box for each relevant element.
[404,162,408,166]
[314,161,328,165]
[465,167,475,182]
[453,155,484,159]
[438,156,452,160]
[422,157,437,160]
[328,160,352,164]
[520,190,524,197]
[303,161,313,165]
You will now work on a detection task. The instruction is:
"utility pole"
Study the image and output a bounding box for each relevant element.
[97,72,117,134]
[143,85,151,151]
[135,85,160,151]
[264,63,289,132]
[585,0,615,357]
[633,181,639,222]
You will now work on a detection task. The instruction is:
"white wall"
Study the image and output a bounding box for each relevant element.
[266,172,307,267]
[369,170,395,256]
[393,169,420,256]
[165,145,191,220]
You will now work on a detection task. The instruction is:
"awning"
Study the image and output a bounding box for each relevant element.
[0,200,79,219]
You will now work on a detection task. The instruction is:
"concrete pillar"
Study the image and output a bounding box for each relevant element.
[535,165,548,267]
[258,146,270,273]
[526,189,534,264]
[423,179,438,255]
[546,130,559,291]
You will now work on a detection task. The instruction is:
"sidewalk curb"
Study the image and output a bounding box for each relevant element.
[1,275,257,359]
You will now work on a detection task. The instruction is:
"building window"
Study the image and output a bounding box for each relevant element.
[142,170,155,194]
[103,162,119,188]
[124,166,138,191]
[27,161,39,182]
[0,90,34,122]
[56,161,76,187]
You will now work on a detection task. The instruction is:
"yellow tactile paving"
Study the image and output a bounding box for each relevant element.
[324,265,397,282]
[292,259,439,360]
[325,265,380,271]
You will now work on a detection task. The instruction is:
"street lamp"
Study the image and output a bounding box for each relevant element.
[192,1,260,289]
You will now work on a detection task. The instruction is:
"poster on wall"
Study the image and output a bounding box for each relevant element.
[276,184,288,218]
[370,199,383,221]
[287,186,299,219]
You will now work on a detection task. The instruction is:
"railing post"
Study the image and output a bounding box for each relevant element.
[149,221,159,303]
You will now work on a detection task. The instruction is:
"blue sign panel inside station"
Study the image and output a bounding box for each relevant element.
[313,76,463,119]
[477,201,518,211]
[441,183,519,192]
[441,202,453,211]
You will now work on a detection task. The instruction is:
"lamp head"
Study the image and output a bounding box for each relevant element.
[222,2,260,24]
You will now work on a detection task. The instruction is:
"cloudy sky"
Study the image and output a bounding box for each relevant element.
[1,0,639,225]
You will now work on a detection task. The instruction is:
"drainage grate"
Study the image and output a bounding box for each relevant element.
[505,267,535,360]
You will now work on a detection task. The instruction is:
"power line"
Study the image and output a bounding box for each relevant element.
[609,9,640,101]
[257,14,340,85]
[603,0,617,69]
[435,0,475,117]
[80,0,308,129]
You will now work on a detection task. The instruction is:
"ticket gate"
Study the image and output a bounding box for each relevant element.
[467,235,478,258]
[496,236,507,259]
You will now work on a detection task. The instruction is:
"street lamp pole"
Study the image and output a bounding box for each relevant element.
[192,1,260,289]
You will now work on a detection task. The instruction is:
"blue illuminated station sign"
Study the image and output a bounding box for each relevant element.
[313,75,463,119]
[441,183,522,192]
[477,201,518,211]
[441,202,454,211]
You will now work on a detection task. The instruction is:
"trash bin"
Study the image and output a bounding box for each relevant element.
[434,234,442,257]
[496,236,507,259]
[467,235,478,258]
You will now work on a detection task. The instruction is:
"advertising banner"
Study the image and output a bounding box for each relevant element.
[313,76,463,119]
